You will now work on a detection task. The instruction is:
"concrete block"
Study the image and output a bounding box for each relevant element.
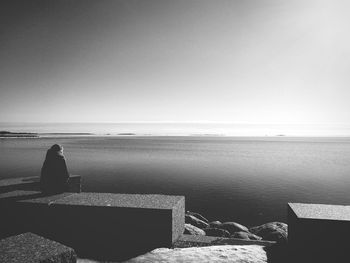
[288,203,350,263]
[0,232,76,263]
[0,177,39,193]
[48,193,185,260]
[1,191,185,260]
[0,190,43,202]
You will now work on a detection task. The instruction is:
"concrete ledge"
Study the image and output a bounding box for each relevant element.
[288,203,350,263]
[0,177,39,193]
[0,190,43,203]
[0,232,76,263]
[173,234,276,248]
[0,175,82,193]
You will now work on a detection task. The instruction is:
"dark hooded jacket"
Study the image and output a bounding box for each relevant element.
[40,145,69,194]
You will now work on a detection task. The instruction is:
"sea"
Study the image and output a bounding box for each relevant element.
[1,122,350,227]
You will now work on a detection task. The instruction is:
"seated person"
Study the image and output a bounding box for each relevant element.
[40,144,69,194]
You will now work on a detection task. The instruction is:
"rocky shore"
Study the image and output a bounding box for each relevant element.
[184,211,288,244]
[123,212,288,263]
[77,211,288,263]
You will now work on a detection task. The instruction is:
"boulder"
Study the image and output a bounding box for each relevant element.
[246,232,262,241]
[184,224,206,236]
[249,222,287,243]
[209,221,222,228]
[263,229,287,243]
[204,228,230,238]
[218,222,249,234]
[185,215,209,229]
[232,231,262,240]
[186,211,209,223]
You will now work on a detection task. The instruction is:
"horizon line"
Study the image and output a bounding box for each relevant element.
[1,121,350,126]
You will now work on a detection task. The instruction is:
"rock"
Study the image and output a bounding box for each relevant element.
[249,222,288,243]
[246,232,262,240]
[232,231,250,240]
[185,215,209,229]
[209,221,222,228]
[218,222,249,234]
[204,227,230,238]
[232,231,262,240]
[264,229,287,243]
[184,224,206,236]
[186,211,209,223]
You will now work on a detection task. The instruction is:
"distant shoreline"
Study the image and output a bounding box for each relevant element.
[2,130,350,139]
[0,131,138,138]
[0,131,39,138]
[2,122,350,137]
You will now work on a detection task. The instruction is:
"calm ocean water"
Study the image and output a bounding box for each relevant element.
[1,135,350,227]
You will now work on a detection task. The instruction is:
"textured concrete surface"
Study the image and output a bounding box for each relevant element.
[288,203,350,263]
[289,202,350,221]
[0,232,77,263]
[53,192,183,209]
[125,245,268,263]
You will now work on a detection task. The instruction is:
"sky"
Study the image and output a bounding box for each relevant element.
[1,0,350,128]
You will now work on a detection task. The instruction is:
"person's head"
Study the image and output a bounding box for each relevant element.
[50,144,63,154]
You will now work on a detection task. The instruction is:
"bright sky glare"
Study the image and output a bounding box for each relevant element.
[1,0,350,132]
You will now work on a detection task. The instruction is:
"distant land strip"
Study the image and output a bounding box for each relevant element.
[40,133,93,135]
[0,131,38,138]
[0,131,97,138]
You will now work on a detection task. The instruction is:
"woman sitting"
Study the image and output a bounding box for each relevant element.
[40,144,70,194]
